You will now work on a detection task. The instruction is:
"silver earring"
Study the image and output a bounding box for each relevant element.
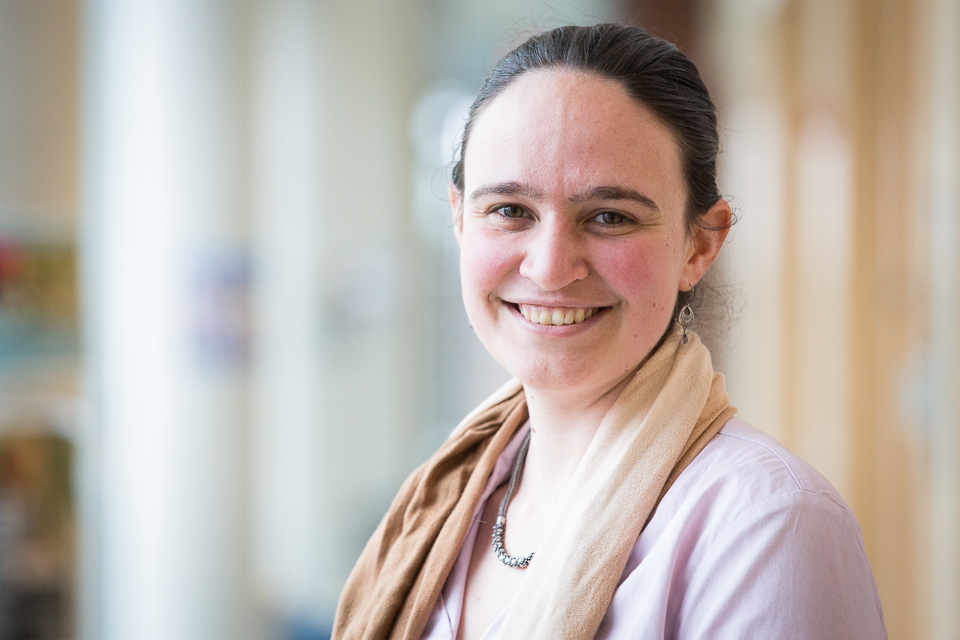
[678,286,694,345]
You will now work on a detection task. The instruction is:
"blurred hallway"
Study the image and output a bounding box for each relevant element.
[0,0,956,638]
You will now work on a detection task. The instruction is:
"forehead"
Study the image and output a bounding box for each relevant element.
[463,68,685,208]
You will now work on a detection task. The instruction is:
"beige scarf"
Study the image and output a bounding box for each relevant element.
[332,328,735,640]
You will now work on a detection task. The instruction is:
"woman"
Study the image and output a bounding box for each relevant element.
[334,24,886,640]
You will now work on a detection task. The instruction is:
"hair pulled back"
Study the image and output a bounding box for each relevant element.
[451,23,723,233]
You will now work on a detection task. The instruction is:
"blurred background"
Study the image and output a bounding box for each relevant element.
[0,0,956,638]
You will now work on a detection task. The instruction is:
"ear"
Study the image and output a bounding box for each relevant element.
[681,199,732,289]
[449,182,464,246]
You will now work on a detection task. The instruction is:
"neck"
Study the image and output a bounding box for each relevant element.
[519,371,635,500]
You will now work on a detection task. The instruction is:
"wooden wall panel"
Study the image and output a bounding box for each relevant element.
[850,0,923,636]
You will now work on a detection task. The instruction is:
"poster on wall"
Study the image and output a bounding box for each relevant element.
[0,240,78,362]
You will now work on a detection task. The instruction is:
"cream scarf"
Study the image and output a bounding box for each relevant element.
[332,328,735,640]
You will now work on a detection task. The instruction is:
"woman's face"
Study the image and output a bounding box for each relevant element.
[452,68,723,396]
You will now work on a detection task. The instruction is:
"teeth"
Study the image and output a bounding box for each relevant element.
[518,304,600,326]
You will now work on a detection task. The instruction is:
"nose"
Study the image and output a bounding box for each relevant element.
[518,217,589,291]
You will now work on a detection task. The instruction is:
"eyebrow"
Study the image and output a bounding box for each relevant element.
[468,181,661,213]
[468,181,545,202]
[569,186,661,212]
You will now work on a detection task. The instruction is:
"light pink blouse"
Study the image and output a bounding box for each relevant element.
[420,418,887,640]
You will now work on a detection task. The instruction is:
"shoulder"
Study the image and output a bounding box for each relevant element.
[630,418,887,639]
[641,417,866,564]
[664,417,854,524]
[651,417,873,579]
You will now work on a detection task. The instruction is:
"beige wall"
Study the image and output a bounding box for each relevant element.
[0,0,79,222]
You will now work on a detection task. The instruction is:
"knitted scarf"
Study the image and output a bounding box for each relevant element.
[333,328,735,639]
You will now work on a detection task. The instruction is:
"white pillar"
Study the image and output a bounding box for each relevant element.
[249,0,428,631]
[248,0,327,627]
[81,1,249,639]
[926,0,960,636]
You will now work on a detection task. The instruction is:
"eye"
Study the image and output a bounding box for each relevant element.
[495,205,528,219]
[592,211,627,225]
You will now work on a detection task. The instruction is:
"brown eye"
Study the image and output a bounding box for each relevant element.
[496,205,527,218]
[594,211,626,225]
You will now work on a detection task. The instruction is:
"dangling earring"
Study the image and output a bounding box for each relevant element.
[678,285,694,345]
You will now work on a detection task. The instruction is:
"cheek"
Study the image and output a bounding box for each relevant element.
[459,230,520,307]
[599,240,683,311]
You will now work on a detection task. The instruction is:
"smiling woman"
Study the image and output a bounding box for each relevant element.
[452,68,723,399]
[333,24,886,640]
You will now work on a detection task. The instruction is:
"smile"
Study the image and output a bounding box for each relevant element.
[516,303,602,326]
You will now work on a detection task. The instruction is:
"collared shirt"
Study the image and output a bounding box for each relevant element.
[420,418,887,640]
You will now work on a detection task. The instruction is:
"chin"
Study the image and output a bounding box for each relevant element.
[499,351,611,394]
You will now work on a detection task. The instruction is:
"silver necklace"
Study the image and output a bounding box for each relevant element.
[492,431,535,569]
